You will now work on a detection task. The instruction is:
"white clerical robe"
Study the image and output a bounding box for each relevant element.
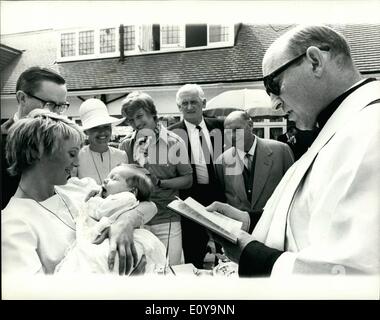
[252,80,380,275]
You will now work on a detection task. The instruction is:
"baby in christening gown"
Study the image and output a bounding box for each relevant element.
[55,164,166,275]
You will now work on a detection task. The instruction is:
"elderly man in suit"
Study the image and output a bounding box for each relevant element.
[208,25,380,276]
[215,111,294,222]
[168,83,225,268]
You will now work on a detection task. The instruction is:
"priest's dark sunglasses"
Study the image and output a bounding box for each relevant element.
[25,92,70,114]
[263,46,330,96]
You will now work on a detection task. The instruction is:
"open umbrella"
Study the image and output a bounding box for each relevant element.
[204,88,285,118]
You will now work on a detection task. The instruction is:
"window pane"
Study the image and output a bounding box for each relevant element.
[61,33,76,57]
[100,28,115,53]
[252,128,264,138]
[185,24,207,47]
[79,30,94,55]
[270,127,284,140]
[123,25,135,51]
[161,25,180,45]
[209,25,229,43]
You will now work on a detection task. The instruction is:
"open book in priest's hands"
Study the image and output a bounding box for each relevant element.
[167,197,243,243]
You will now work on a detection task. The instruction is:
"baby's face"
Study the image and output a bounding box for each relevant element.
[101,166,134,198]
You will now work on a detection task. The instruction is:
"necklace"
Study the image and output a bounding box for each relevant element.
[89,148,111,184]
[18,184,76,231]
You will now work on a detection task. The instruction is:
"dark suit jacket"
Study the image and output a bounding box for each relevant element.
[277,131,317,161]
[168,117,225,205]
[277,133,289,144]
[168,117,226,267]
[215,137,295,212]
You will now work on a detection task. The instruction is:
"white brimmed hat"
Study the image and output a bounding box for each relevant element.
[79,98,124,130]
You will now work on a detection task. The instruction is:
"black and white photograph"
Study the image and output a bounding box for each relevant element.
[1,0,379,303]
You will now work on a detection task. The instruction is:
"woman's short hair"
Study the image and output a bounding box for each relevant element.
[121,91,158,122]
[6,111,84,176]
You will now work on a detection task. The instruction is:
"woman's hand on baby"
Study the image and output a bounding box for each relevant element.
[93,219,138,275]
[129,254,147,276]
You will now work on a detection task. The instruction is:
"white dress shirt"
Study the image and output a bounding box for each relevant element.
[184,119,213,184]
[235,138,257,169]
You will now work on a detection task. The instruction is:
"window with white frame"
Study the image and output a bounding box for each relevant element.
[252,117,287,140]
[100,28,116,53]
[161,25,183,48]
[61,32,76,57]
[79,30,94,55]
[160,24,232,49]
[58,23,234,61]
[270,127,284,140]
[209,24,230,43]
[252,128,265,139]
[123,25,136,51]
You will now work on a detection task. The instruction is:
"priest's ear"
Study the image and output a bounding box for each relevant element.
[247,118,254,129]
[16,90,28,105]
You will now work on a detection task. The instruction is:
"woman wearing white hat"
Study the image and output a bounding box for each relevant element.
[76,99,127,185]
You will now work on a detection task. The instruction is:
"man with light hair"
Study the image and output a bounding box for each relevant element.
[208,25,380,276]
[169,83,225,268]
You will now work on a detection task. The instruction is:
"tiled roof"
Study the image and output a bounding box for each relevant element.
[1,24,379,95]
[1,29,59,95]
[0,44,22,71]
[57,24,290,91]
[334,24,380,73]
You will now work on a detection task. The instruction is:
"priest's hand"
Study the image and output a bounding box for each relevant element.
[213,230,253,264]
[206,201,251,232]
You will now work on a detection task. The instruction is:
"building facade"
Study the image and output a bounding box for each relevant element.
[1,23,380,139]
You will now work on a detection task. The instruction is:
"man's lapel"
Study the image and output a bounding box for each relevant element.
[224,149,251,208]
[171,120,192,160]
[250,138,272,208]
[181,121,193,163]
[205,118,224,161]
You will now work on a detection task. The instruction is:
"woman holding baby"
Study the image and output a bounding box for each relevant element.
[1,111,159,275]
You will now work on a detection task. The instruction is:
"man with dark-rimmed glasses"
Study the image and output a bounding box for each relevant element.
[23,91,70,115]
[263,46,330,159]
[2,67,155,275]
[1,66,69,209]
[207,25,380,276]
[263,46,330,97]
